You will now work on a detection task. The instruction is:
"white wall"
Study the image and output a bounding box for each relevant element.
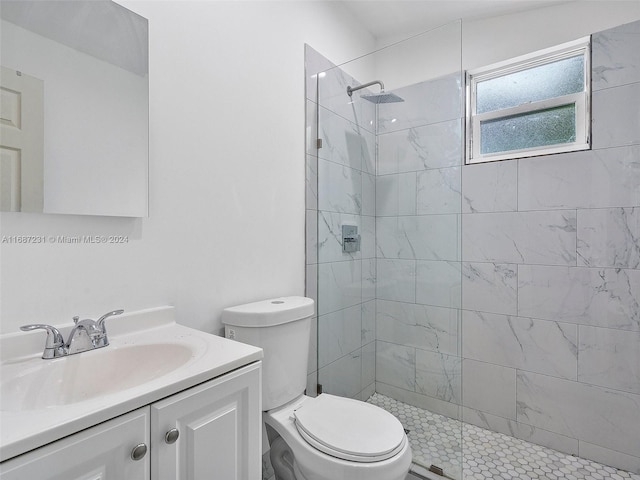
[462,0,640,70]
[0,1,375,335]
[372,0,640,87]
[3,0,637,335]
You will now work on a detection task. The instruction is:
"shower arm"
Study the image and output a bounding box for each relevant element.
[347,80,385,97]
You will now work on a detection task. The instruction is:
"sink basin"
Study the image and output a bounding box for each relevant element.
[0,306,263,463]
[0,343,194,412]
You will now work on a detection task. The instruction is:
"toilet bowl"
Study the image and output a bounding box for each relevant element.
[265,394,412,480]
[222,296,412,480]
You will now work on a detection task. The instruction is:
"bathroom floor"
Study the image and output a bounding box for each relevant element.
[367,393,640,480]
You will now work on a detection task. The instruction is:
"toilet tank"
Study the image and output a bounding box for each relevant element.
[221,297,314,411]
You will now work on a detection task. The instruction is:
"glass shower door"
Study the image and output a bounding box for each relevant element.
[306,19,464,479]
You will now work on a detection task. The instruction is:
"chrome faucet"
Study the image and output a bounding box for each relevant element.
[96,309,124,336]
[20,309,124,359]
[19,324,67,359]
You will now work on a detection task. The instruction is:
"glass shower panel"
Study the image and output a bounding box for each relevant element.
[313,54,377,402]
[306,19,464,479]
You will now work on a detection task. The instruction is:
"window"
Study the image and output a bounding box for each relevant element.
[466,37,591,164]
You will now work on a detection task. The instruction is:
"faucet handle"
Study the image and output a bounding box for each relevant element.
[96,309,124,331]
[20,324,67,359]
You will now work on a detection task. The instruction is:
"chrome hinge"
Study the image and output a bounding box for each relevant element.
[316,138,323,149]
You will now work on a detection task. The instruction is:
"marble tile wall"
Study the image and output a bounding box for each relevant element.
[374,72,466,423]
[304,45,377,402]
[373,20,640,474]
[306,19,640,476]
[457,20,640,473]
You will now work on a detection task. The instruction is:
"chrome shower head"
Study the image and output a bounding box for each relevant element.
[347,80,404,104]
[360,91,404,104]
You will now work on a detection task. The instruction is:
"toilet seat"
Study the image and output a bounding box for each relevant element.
[293,394,407,463]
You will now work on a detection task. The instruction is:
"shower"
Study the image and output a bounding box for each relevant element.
[307,15,640,479]
[347,80,404,103]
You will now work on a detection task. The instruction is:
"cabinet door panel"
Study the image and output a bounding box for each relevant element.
[0,407,150,480]
[188,402,238,478]
[151,362,261,480]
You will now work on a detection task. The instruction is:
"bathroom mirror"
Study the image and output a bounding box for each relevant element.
[0,0,148,217]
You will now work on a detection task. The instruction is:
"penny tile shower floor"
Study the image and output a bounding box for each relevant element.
[367,393,640,480]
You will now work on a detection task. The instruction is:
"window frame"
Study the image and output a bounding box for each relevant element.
[465,37,591,164]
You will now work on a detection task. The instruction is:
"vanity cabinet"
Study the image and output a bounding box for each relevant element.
[0,362,261,480]
[151,361,262,479]
[0,408,151,479]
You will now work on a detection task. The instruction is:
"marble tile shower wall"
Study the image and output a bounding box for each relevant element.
[306,19,639,475]
[461,21,640,474]
[373,73,466,424]
[374,21,640,474]
[304,45,378,402]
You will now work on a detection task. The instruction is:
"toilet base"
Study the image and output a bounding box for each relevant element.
[269,436,296,480]
[269,438,310,480]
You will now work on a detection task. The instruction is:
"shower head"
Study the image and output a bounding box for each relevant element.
[360,91,405,104]
[347,80,404,104]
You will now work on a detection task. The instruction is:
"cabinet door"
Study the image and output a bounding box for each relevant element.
[0,407,150,480]
[151,361,261,480]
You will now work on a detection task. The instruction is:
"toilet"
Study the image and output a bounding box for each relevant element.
[222,296,412,480]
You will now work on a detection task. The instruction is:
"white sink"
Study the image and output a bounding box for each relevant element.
[0,306,263,463]
[1,343,193,411]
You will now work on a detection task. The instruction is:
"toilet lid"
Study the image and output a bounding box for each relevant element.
[293,394,406,463]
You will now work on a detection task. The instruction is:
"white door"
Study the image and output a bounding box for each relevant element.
[0,66,44,212]
[0,407,150,480]
[150,362,262,480]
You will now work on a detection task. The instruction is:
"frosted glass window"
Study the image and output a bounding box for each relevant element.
[476,56,584,114]
[480,105,576,154]
[466,37,590,164]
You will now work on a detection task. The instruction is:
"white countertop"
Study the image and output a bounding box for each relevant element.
[0,306,263,462]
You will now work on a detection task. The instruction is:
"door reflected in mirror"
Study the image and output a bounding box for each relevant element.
[0,0,148,217]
